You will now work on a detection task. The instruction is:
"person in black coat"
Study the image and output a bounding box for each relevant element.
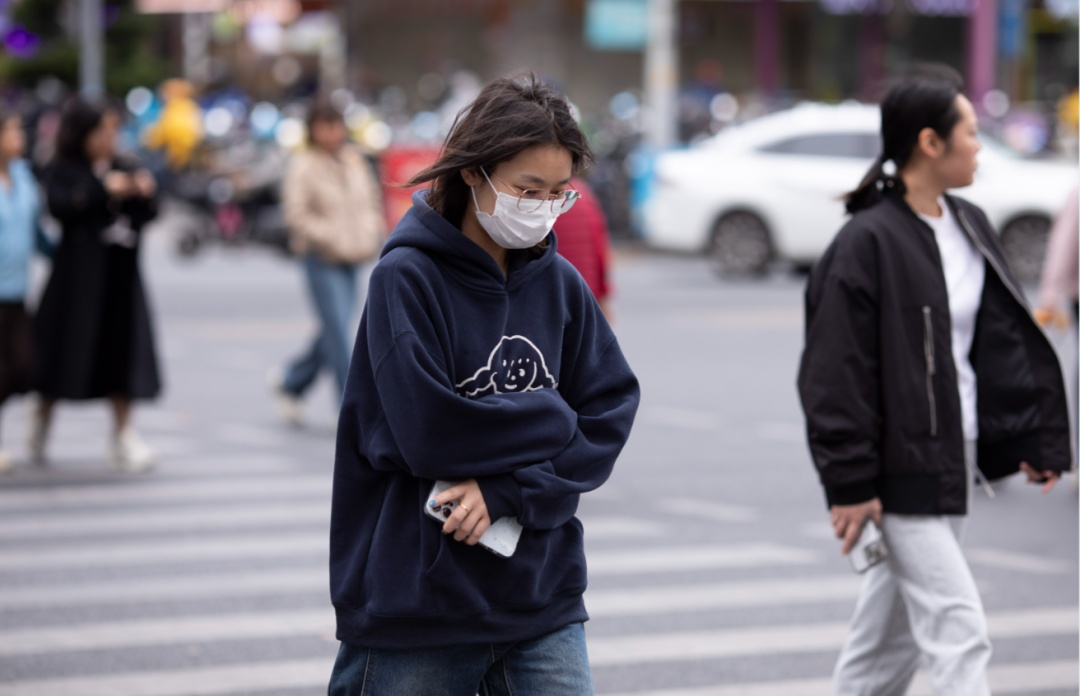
[31,97,161,472]
[798,66,1069,695]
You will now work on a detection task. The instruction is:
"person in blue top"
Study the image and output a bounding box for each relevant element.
[328,74,640,695]
[0,108,47,473]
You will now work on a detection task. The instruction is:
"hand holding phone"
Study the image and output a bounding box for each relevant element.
[849,520,888,574]
[425,480,522,557]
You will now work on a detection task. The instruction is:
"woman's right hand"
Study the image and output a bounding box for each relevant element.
[830,498,883,556]
[431,479,492,546]
[103,171,134,199]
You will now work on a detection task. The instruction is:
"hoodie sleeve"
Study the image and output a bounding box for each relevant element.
[796,226,883,507]
[361,258,580,480]
[479,281,640,531]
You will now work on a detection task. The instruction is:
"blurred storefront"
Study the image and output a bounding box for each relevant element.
[339,0,1077,124]
[134,2,1077,132]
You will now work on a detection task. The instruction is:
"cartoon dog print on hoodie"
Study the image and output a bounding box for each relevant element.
[456,335,558,398]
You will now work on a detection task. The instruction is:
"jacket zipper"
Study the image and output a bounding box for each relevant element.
[922,306,938,437]
[955,208,1029,314]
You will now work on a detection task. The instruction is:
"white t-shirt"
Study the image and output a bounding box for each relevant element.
[918,198,986,441]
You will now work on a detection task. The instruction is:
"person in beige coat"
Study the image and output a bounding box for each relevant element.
[272,101,386,423]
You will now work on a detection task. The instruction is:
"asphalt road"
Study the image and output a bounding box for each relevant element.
[0,219,1076,695]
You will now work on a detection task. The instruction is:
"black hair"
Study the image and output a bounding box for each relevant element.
[306,99,344,135]
[407,72,593,229]
[53,97,113,165]
[845,64,965,214]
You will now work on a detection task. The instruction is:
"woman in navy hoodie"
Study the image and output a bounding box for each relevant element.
[328,75,640,695]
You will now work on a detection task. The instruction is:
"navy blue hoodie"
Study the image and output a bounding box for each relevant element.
[330,191,640,649]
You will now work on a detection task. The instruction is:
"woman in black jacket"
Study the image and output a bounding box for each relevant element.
[797,66,1070,695]
[31,98,161,472]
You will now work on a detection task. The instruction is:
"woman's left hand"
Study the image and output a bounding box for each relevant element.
[1020,462,1060,494]
[133,169,157,198]
[432,479,491,545]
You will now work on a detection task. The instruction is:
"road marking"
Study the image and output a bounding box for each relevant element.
[0,537,816,573]
[675,307,803,330]
[586,575,861,617]
[0,475,331,511]
[641,406,722,431]
[654,497,758,523]
[588,543,818,575]
[601,659,1079,696]
[0,567,328,610]
[0,531,330,570]
[0,568,856,620]
[966,547,1073,575]
[0,502,331,539]
[213,423,294,447]
[0,505,650,542]
[0,638,1071,695]
[0,575,863,645]
[0,610,336,656]
[0,657,335,696]
[588,606,1078,666]
[583,516,666,539]
[755,421,805,443]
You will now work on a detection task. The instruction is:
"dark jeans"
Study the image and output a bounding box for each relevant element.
[328,623,593,696]
[282,254,359,400]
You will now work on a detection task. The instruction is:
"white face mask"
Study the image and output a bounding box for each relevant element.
[471,170,561,250]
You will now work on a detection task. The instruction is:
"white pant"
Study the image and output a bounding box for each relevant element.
[834,444,992,696]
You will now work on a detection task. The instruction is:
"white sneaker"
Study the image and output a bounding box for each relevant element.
[0,451,13,474]
[110,428,156,473]
[267,368,304,427]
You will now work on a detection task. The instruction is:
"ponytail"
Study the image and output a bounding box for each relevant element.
[845,65,963,216]
[844,154,905,215]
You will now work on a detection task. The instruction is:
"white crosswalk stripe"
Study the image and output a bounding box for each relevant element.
[1,475,1074,695]
[602,660,1080,696]
[0,534,817,572]
[588,607,1077,665]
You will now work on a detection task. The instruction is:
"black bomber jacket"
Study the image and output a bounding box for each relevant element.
[797,191,1071,515]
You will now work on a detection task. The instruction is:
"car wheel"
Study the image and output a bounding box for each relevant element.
[710,211,771,275]
[1000,215,1050,285]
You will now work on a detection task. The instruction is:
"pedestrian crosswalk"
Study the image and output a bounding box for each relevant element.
[2,244,1077,695]
[0,454,1076,696]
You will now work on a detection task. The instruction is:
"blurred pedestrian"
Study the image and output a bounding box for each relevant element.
[0,109,46,472]
[1035,185,1079,328]
[270,100,386,425]
[1035,185,1080,491]
[31,98,162,472]
[327,74,639,695]
[798,66,1070,696]
[553,176,614,320]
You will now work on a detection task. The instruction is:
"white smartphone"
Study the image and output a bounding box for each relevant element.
[425,480,523,558]
[849,520,888,574]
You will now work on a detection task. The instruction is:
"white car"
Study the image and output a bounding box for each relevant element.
[641,102,1078,281]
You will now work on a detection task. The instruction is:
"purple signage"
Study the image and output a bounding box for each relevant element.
[822,0,974,14]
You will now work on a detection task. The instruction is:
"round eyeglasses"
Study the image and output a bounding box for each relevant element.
[489,171,581,214]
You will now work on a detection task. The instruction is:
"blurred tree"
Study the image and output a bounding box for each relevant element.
[0,0,171,96]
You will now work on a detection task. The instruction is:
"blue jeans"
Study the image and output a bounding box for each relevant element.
[327,623,593,696]
[282,254,359,400]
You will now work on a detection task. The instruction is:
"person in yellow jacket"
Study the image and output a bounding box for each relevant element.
[143,79,203,170]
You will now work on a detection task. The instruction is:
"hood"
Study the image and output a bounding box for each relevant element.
[382,190,560,293]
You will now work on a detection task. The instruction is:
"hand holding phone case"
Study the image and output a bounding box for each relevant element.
[849,520,888,574]
[425,480,523,558]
